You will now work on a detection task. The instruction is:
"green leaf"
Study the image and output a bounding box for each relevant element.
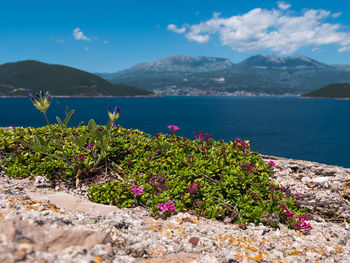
[64,110,75,127]
[56,116,63,127]
[101,137,110,149]
[88,119,97,132]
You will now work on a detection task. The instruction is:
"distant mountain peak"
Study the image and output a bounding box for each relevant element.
[265,54,285,63]
[238,54,329,69]
[126,54,234,73]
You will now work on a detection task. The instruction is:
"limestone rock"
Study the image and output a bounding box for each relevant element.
[0,217,112,253]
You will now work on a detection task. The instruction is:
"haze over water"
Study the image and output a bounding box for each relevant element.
[1,96,349,168]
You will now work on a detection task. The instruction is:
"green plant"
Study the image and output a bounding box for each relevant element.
[0,105,311,231]
[17,91,122,187]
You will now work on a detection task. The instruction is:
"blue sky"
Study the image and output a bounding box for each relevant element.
[1,0,350,72]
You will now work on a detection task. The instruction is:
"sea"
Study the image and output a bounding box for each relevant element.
[1,96,349,168]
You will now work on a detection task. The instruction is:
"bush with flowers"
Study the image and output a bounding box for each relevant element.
[0,91,311,231]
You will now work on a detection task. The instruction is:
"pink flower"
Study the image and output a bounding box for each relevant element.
[87,144,94,150]
[130,185,144,196]
[268,161,276,167]
[157,200,176,214]
[167,125,179,135]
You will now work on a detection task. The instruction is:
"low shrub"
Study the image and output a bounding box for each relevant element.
[0,91,312,231]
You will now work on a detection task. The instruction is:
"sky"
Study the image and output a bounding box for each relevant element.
[1,0,350,72]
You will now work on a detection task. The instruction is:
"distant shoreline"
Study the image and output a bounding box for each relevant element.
[0,94,161,98]
[1,94,349,99]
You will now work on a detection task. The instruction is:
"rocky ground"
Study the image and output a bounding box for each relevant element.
[0,156,349,263]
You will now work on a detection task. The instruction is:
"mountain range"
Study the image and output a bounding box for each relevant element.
[0,60,153,97]
[97,54,350,96]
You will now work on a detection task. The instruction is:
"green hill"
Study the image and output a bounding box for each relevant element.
[301,83,350,98]
[0,60,154,97]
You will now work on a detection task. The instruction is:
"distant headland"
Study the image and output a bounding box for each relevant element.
[0,60,154,97]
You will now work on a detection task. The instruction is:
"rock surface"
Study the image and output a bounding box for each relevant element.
[0,156,349,262]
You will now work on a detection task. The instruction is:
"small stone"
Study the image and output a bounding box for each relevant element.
[148,247,166,257]
[306,181,316,188]
[13,249,26,261]
[18,243,33,252]
[295,173,304,180]
[325,245,336,255]
[128,243,146,257]
[313,177,330,186]
[188,237,200,246]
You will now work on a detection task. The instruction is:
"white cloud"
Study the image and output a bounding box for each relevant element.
[338,46,350,52]
[168,6,350,54]
[167,24,186,34]
[186,32,210,43]
[312,47,319,52]
[103,40,109,44]
[332,12,342,18]
[73,27,91,41]
[84,47,89,51]
[56,39,64,44]
[277,1,291,10]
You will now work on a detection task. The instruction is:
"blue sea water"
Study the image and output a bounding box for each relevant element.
[1,96,349,168]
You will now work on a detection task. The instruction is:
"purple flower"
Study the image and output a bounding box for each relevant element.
[87,144,94,150]
[167,125,179,135]
[28,90,51,113]
[108,104,121,122]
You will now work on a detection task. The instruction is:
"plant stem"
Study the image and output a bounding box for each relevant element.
[43,112,73,166]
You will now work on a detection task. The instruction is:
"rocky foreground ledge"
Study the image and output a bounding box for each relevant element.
[0,157,349,263]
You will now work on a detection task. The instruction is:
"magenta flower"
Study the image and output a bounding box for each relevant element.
[167,125,179,135]
[158,200,176,214]
[268,161,276,167]
[130,185,144,196]
[87,144,94,150]
[205,133,213,141]
[188,181,201,194]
